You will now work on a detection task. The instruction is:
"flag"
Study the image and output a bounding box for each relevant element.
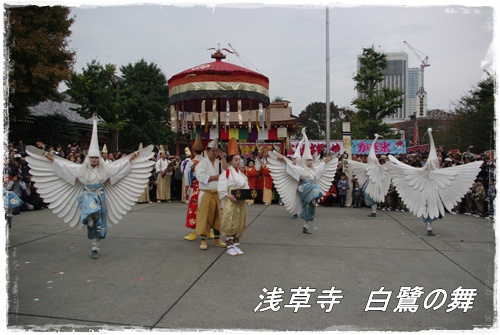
[414,118,420,146]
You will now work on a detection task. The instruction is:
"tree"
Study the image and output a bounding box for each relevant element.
[119,59,171,150]
[296,102,341,140]
[447,73,495,152]
[65,60,128,152]
[65,59,172,152]
[330,108,370,140]
[351,46,404,138]
[6,5,75,122]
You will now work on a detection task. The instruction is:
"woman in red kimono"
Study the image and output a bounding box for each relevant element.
[184,134,203,241]
[260,164,273,205]
[245,159,257,205]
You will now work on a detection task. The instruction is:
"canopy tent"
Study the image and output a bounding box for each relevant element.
[168,47,270,114]
[168,47,297,152]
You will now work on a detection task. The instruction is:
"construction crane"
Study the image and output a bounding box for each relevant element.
[403,41,430,90]
[404,41,430,117]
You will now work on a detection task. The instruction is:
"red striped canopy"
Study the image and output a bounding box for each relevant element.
[168,50,270,112]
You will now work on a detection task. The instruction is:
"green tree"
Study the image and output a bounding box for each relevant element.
[65,59,172,152]
[65,60,128,152]
[119,59,171,151]
[296,102,340,140]
[447,73,495,152]
[330,108,369,140]
[351,46,404,138]
[6,5,75,122]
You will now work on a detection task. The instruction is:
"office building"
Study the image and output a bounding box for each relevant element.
[356,52,409,122]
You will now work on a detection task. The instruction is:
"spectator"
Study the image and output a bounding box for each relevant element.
[472,178,486,217]
[148,175,157,202]
[463,183,475,215]
[464,145,475,160]
[171,156,183,201]
[8,154,25,181]
[55,145,65,158]
[382,182,398,211]
[6,174,31,214]
[155,150,173,203]
[352,181,363,208]
[18,154,30,180]
[36,139,48,152]
[337,172,349,208]
[16,140,26,156]
[67,141,81,155]
[23,176,46,210]
[486,178,496,219]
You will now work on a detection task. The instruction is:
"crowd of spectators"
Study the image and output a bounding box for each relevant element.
[4,139,496,222]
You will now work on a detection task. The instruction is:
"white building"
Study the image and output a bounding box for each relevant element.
[356,51,434,122]
[408,67,428,118]
[407,67,420,117]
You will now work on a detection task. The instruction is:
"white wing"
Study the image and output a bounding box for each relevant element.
[25,145,84,227]
[347,159,390,203]
[346,159,369,188]
[387,155,483,219]
[103,145,155,224]
[267,150,302,215]
[314,157,339,196]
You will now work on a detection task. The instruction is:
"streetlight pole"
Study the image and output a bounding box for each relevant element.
[325,6,331,155]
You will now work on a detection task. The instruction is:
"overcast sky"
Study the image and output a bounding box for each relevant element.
[7,1,498,116]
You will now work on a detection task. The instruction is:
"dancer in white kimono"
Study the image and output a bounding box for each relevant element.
[218,138,250,256]
[25,114,154,259]
[267,128,338,234]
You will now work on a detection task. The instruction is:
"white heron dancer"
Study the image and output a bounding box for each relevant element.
[347,134,391,217]
[25,114,155,258]
[386,128,483,235]
[267,128,338,234]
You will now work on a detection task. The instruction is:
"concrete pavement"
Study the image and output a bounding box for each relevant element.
[4,202,497,331]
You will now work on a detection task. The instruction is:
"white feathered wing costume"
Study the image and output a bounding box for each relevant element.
[346,134,390,203]
[386,128,483,219]
[25,116,155,228]
[267,128,339,215]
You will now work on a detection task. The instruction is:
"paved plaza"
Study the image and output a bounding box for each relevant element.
[3,201,497,332]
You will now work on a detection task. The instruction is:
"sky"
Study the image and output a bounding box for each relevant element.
[3,0,497,117]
